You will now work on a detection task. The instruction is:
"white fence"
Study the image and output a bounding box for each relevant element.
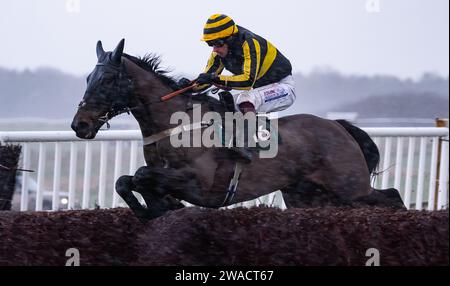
[0,127,448,211]
[367,128,449,210]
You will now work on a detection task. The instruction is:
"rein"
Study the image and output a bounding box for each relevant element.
[160,82,199,101]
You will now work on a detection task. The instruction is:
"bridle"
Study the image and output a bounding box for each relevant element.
[77,60,201,130]
[77,61,138,129]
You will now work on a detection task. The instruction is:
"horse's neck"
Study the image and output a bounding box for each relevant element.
[123,58,187,137]
[123,58,219,170]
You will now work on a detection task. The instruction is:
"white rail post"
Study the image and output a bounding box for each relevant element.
[381,137,392,189]
[415,138,427,210]
[373,137,381,188]
[437,139,449,210]
[52,142,62,211]
[112,141,123,208]
[435,118,449,210]
[68,142,78,209]
[98,141,108,208]
[82,142,92,209]
[394,137,404,191]
[36,143,47,211]
[427,137,439,210]
[404,137,416,209]
[20,143,30,211]
[129,141,138,174]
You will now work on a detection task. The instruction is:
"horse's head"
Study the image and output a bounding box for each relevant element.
[71,39,134,139]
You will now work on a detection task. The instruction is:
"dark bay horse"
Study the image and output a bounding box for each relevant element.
[71,39,405,221]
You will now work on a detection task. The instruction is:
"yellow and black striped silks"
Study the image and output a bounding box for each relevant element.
[202,14,239,42]
[198,25,292,91]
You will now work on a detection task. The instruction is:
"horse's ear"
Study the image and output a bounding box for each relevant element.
[96,40,105,60]
[111,38,125,65]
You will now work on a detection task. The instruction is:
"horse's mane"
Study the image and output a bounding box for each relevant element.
[122,53,179,90]
[122,53,222,108]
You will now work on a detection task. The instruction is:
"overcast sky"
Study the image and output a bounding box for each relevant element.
[0,0,448,79]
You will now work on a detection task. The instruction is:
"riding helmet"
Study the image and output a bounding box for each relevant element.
[201,14,239,42]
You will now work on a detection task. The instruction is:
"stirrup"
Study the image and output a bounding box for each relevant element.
[222,162,244,206]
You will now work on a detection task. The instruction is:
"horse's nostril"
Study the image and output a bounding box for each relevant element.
[75,121,90,131]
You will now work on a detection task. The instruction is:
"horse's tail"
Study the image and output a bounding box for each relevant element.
[336,119,380,175]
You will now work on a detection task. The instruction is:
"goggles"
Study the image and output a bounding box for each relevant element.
[206,38,229,47]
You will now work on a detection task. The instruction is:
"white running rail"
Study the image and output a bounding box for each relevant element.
[1,127,448,211]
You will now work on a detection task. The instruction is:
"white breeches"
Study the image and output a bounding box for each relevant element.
[233,75,296,113]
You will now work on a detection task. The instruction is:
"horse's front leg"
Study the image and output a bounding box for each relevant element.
[133,166,223,208]
[115,175,152,222]
[116,173,182,222]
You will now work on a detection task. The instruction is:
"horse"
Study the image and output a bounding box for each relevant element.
[71,39,405,221]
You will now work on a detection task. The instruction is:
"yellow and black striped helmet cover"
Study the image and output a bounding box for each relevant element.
[202,14,239,42]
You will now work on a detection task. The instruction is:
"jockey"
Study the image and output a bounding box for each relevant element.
[193,14,296,163]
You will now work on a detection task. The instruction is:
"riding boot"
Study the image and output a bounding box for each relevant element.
[230,126,253,163]
[229,102,256,163]
[219,91,236,112]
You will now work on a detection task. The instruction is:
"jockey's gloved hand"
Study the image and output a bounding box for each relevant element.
[196,73,218,85]
[177,77,192,88]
